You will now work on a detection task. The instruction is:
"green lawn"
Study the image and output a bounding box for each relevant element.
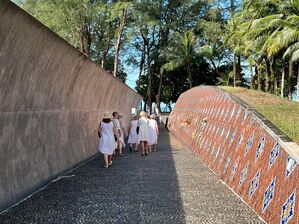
[220,86,299,144]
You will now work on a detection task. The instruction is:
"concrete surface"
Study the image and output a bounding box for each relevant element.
[0,1,141,212]
[0,129,264,223]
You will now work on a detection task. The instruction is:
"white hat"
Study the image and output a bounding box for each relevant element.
[103,112,110,119]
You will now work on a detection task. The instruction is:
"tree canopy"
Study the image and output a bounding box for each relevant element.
[16,0,299,113]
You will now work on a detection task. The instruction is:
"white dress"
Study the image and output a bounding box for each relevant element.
[99,122,115,155]
[148,119,158,145]
[138,117,150,143]
[119,119,126,147]
[128,120,138,144]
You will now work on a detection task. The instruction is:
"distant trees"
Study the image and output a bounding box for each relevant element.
[19,0,299,113]
[224,0,299,100]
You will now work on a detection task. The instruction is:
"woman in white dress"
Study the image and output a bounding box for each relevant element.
[128,115,139,152]
[98,112,116,168]
[137,111,150,156]
[148,114,159,152]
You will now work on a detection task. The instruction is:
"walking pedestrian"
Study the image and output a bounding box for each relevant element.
[148,114,159,152]
[112,111,124,156]
[128,115,139,152]
[118,113,126,152]
[137,111,150,156]
[98,112,115,168]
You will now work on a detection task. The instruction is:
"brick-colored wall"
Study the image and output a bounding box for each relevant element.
[168,86,299,224]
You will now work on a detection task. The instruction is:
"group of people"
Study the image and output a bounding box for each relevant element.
[98,111,159,168]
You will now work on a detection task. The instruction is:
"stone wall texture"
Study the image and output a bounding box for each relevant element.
[168,86,299,224]
[0,1,142,212]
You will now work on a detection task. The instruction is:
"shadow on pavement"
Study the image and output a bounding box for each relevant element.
[0,128,186,224]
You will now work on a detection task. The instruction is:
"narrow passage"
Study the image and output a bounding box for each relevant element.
[0,129,264,223]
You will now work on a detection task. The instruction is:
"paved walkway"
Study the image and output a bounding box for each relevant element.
[0,129,264,224]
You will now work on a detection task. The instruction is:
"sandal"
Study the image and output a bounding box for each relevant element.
[104,165,109,168]
[108,161,113,166]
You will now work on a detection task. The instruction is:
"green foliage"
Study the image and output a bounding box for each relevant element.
[224,0,299,97]
[19,0,299,111]
[222,87,299,144]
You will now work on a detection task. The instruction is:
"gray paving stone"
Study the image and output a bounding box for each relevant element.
[0,129,264,224]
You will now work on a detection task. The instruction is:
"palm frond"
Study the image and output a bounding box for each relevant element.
[290,49,299,62]
[250,14,284,29]
[283,42,299,59]
[282,28,299,46]
[161,59,184,73]
[197,45,213,58]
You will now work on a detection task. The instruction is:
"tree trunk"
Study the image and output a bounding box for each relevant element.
[288,60,293,99]
[258,63,262,91]
[265,59,271,93]
[113,8,127,78]
[143,99,147,111]
[168,102,172,112]
[101,56,106,69]
[144,27,156,115]
[187,65,192,89]
[156,70,164,115]
[281,67,285,97]
[85,24,92,57]
[101,36,112,69]
[233,55,237,87]
[146,44,152,114]
[113,40,120,77]
[274,75,278,95]
[237,55,241,83]
[80,25,85,54]
[249,63,253,89]
[137,49,145,91]
[297,66,299,101]
[270,61,277,94]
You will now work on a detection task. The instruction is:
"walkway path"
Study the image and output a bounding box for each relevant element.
[0,129,264,223]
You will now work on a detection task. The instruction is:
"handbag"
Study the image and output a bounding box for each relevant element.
[136,126,139,134]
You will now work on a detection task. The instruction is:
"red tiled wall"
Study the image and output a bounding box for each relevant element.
[168,86,298,224]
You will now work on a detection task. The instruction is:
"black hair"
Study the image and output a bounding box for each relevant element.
[112,111,118,117]
[102,118,111,123]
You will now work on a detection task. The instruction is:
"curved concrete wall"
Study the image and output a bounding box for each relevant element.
[169,86,299,224]
[0,1,142,212]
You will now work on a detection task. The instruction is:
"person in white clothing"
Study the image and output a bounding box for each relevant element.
[118,113,126,150]
[137,111,150,156]
[98,112,116,168]
[128,115,139,152]
[112,111,124,156]
[148,114,159,152]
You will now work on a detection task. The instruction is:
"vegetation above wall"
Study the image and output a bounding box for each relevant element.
[221,86,299,144]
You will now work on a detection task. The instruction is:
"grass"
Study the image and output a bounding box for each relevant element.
[220,86,299,144]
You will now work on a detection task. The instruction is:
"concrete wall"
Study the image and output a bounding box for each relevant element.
[0,1,142,212]
[169,86,299,224]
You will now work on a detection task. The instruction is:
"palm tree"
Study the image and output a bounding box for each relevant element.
[225,15,247,87]
[162,31,197,89]
[241,0,299,97]
[258,0,299,98]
